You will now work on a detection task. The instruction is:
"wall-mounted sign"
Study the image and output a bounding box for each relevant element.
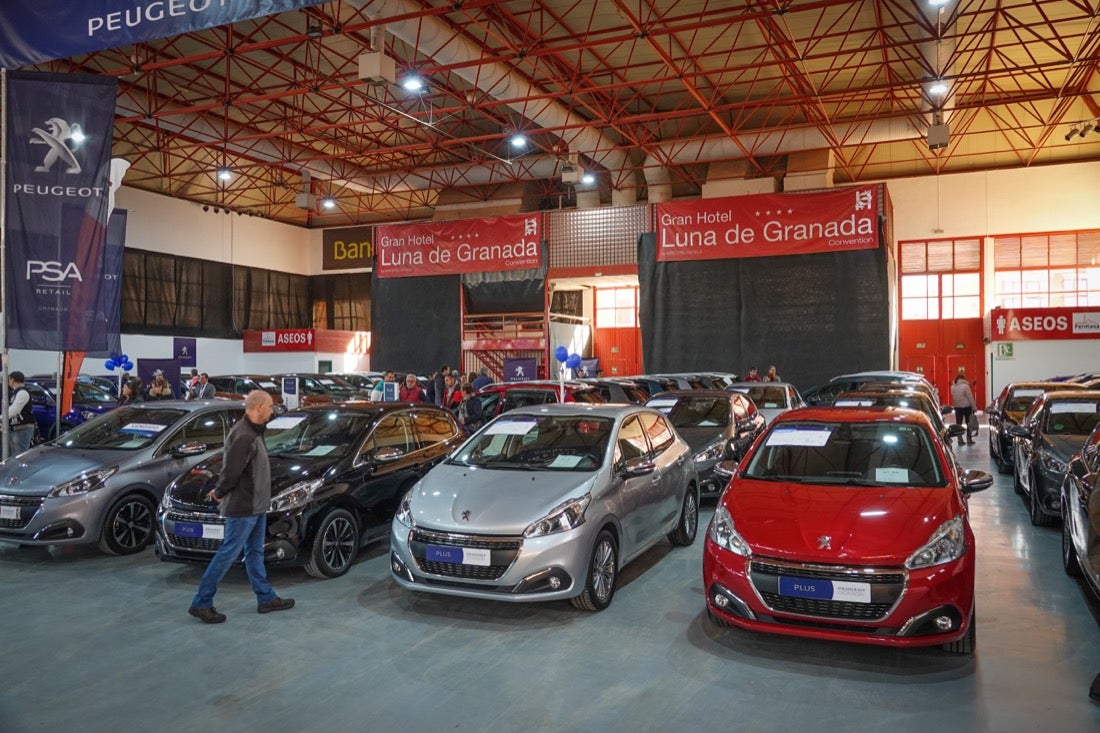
[996,342,1014,359]
[990,306,1100,341]
[243,329,370,354]
[915,342,926,349]
[655,185,879,262]
[375,214,541,278]
[322,226,373,271]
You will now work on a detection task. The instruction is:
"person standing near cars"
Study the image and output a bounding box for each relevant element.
[189,390,293,624]
[441,373,462,413]
[7,371,36,458]
[472,366,493,391]
[370,371,396,401]
[949,372,977,446]
[765,365,781,382]
[147,370,173,400]
[192,373,216,400]
[400,374,427,402]
[744,367,762,382]
[457,382,485,432]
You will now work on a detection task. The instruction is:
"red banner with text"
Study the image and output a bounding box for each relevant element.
[655,185,879,262]
[375,214,541,278]
[991,307,1100,341]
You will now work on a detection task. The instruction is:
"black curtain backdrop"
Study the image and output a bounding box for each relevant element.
[638,230,890,392]
[370,273,461,374]
[461,248,547,314]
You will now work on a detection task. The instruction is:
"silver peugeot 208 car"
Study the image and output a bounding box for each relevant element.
[390,403,699,611]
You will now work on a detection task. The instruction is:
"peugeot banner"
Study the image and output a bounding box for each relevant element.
[4,70,118,351]
[0,1,331,69]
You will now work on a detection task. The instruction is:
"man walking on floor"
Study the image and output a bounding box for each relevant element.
[189,389,294,623]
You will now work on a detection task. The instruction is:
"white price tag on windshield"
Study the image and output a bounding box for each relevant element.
[1051,402,1098,414]
[1014,388,1044,397]
[875,467,910,483]
[835,399,874,407]
[486,418,538,435]
[766,427,832,447]
[548,454,583,468]
[267,416,307,430]
[120,422,167,434]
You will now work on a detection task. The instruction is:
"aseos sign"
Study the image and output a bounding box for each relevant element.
[655,185,879,262]
[375,214,541,278]
[259,329,315,352]
[991,307,1100,341]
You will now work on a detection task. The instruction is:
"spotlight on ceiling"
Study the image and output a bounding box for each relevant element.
[929,80,948,96]
[1079,126,1090,139]
[202,205,209,212]
[581,172,596,185]
[401,74,424,92]
[321,196,337,210]
[216,166,233,182]
[1093,120,1100,134]
[509,133,527,149]
[306,21,324,38]
[1065,127,1079,142]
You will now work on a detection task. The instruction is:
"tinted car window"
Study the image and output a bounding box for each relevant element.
[477,391,501,416]
[25,383,51,406]
[264,410,375,458]
[162,410,235,453]
[74,384,116,403]
[366,413,415,455]
[450,414,612,471]
[501,389,556,413]
[617,416,650,461]
[571,388,604,404]
[739,385,788,408]
[411,409,460,448]
[664,397,731,428]
[58,408,189,450]
[1043,400,1100,435]
[639,412,675,452]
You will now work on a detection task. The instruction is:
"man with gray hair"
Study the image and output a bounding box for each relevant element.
[188,390,294,623]
[472,366,493,391]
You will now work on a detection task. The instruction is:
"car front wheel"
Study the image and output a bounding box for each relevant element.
[1062,496,1082,577]
[570,530,617,612]
[304,508,359,579]
[1029,473,1054,527]
[668,486,699,547]
[99,494,156,555]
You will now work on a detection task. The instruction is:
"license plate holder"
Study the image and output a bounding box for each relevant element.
[425,544,491,566]
[778,575,870,604]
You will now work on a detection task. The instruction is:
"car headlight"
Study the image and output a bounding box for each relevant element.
[269,478,323,513]
[523,494,591,538]
[906,516,966,569]
[706,504,751,556]
[49,467,119,497]
[694,442,724,463]
[394,487,416,528]
[1040,452,1067,476]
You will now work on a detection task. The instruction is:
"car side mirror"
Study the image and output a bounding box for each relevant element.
[985,407,1000,419]
[940,405,954,416]
[619,456,656,477]
[373,446,404,463]
[946,424,965,438]
[713,460,740,482]
[171,441,209,458]
[1006,424,1030,438]
[960,468,993,494]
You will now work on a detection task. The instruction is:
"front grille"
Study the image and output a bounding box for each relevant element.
[164,511,224,551]
[168,535,223,551]
[410,528,522,581]
[749,557,906,623]
[0,495,42,530]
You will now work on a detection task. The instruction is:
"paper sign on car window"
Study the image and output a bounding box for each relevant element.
[486,418,538,435]
[875,467,910,483]
[119,422,168,434]
[267,416,307,430]
[835,399,874,407]
[766,427,832,447]
[1050,402,1099,414]
[1014,389,1044,397]
[647,399,678,411]
[548,454,584,468]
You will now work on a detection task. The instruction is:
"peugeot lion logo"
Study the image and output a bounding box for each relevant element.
[30,117,83,174]
[461,510,471,521]
[817,536,832,550]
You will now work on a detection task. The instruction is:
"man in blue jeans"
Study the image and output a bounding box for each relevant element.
[189,389,294,623]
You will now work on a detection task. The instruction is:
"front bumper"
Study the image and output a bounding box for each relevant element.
[0,490,114,547]
[702,539,975,649]
[155,507,305,567]
[389,519,592,603]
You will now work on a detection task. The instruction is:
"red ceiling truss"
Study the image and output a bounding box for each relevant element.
[29,0,1100,227]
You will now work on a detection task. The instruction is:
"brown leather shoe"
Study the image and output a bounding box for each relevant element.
[189,606,227,624]
[257,597,295,614]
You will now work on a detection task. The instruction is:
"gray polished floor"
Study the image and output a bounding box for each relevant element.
[2,425,1098,732]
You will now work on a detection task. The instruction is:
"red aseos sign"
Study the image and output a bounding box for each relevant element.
[991,307,1100,341]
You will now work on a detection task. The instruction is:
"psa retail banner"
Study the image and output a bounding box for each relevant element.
[375,214,542,279]
[4,71,119,351]
[655,185,879,262]
[0,0,330,69]
[991,307,1100,341]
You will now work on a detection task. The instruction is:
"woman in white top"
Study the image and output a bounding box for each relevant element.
[949,373,977,445]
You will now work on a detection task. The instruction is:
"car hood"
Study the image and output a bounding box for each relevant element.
[676,426,727,452]
[0,445,133,497]
[724,479,961,565]
[1043,434,1090,463]
[168,452,338,504]
[409,462,598,534]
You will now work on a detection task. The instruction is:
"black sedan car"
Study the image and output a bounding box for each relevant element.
[645,389,765,496]
[1061,421,1100,600]
[833,389,963,446]
[987,381,1079,474]
[1009,390,1100,527]
[156,402,465,578]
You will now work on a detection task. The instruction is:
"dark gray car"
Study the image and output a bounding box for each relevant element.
[0,401,242,555]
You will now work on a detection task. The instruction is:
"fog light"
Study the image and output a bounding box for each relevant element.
[713,593,729,608]
[935,615,954,631]
[549,577,561,589]
[67,527,74,537]
[392,560,402,573]
[276,547,286,560]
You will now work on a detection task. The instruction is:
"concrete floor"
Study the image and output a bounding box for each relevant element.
[2,425,1099,733]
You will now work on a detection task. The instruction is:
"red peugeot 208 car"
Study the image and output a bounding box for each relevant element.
[703,406,993,653]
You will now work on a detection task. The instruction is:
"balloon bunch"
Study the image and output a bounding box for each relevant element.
[554,345,582,371]
[104,352,133,372]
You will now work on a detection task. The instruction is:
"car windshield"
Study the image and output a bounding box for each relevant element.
[450,414,613,471]
[734,386,788,408]
[647,396,730,428]
[315,376,358,396]
[57,408,188,450]
[743,420,946,487]
[1043,400,1100,436]
[263,411,375,458]
[834,394,942,428]
[74,384,116,403]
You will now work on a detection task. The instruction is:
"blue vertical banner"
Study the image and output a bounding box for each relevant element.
[503,358,537,382]
[4,70,118,351]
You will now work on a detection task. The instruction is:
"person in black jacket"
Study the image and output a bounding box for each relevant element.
[7,371,36,458]
[188,390,294,623]
[458,382,485,431]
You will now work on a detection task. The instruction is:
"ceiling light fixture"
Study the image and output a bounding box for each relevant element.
[581,172,595,185]
[929,80,948,96]
[401,75,424,92]
[321,196,337,210]
[509,133,527,149]
[216,166,233,182]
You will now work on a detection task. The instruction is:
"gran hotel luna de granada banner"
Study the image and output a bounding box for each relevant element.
[655,185,880,262]
[375,214,542,279]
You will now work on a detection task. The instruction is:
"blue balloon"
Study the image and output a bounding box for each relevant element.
[104,359,116,370]
[123,360,134,371]
[120,354,129,363]
[566,353,582,369]
[554,346,568,363]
